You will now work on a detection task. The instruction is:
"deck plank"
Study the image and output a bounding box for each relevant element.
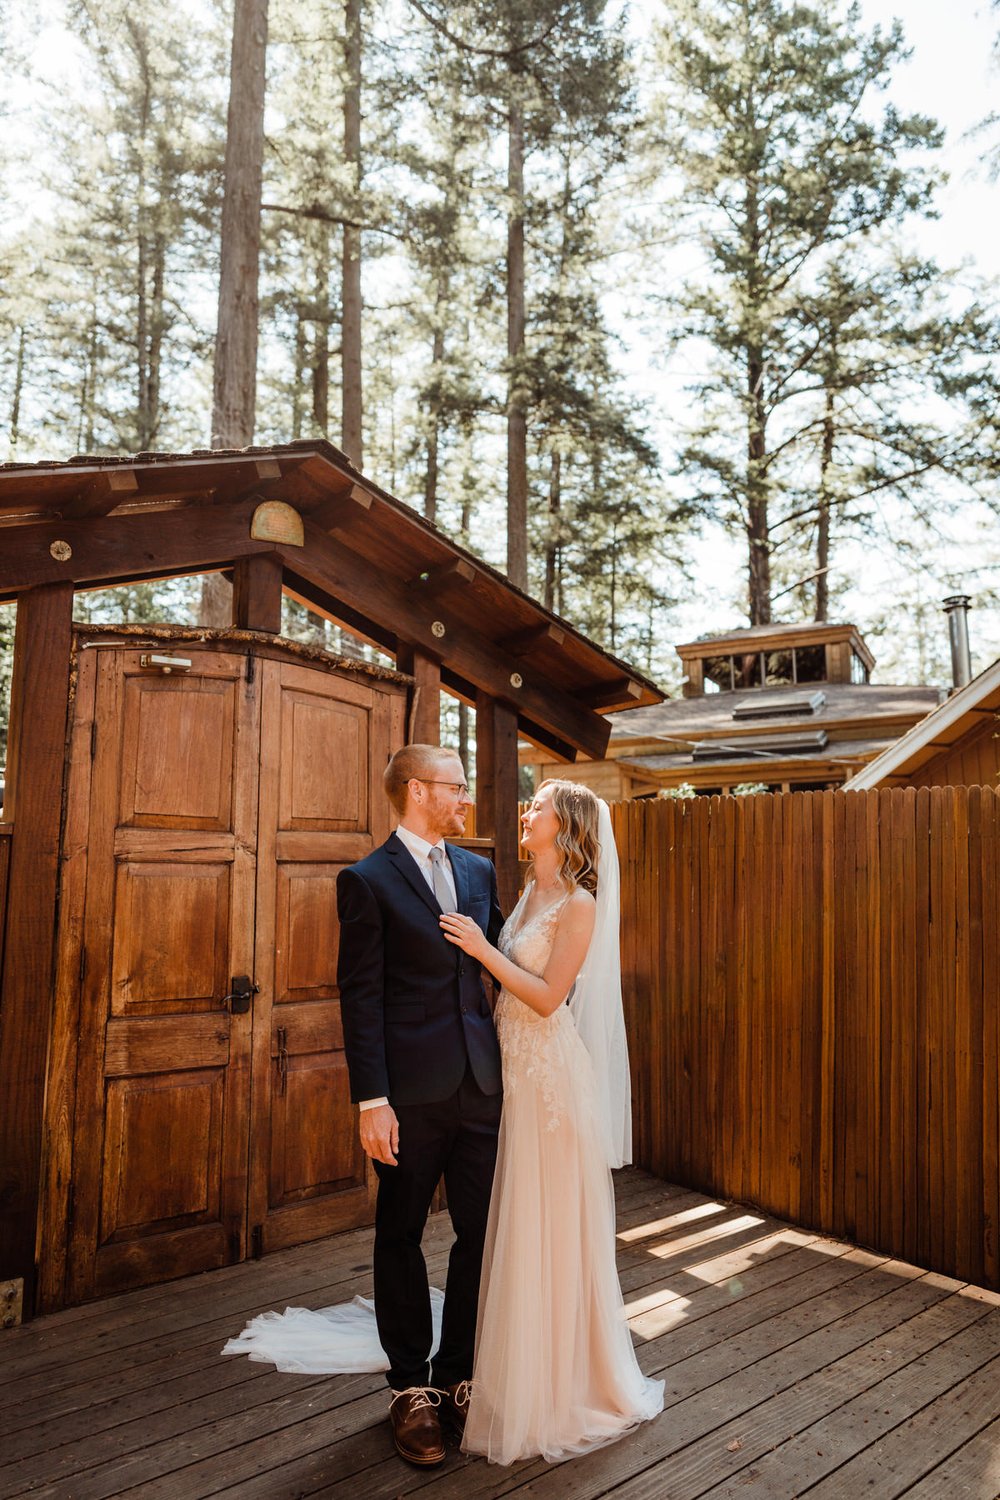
[1,1170,998,1500]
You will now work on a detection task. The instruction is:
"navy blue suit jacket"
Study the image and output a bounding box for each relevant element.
[336,833,505,1107]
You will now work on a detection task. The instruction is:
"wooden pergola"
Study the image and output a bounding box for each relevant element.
[0,439,663,1321]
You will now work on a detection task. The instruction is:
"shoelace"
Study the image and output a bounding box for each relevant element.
[450,1379,473,1408]
[390,1385,442,1414]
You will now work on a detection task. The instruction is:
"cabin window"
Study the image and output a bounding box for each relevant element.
[794,645,825,683]
[850,650,869,684]
[703,656,733,692]
[733,651,762,689]
[764,649,794,685]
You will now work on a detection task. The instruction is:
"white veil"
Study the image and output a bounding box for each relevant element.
[568,798,632,1169]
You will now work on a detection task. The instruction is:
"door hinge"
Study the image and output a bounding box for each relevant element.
[245,651,256,684]
[90,720,97,760]
[251,1224,264,1260]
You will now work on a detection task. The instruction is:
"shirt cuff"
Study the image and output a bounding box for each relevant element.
[358,1096,389,1111]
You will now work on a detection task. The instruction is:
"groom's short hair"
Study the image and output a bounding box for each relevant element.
[384,743,463,814]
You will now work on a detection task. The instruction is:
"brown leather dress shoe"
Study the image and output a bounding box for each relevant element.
[388,1386,446,1466]
[439,1379,473,1439]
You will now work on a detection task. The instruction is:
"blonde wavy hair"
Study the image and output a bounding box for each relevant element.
[533,778,600,894]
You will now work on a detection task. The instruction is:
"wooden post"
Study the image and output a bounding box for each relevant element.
[396,643,441,746]
[0,583,75,1315]
[232,552,283,633]
[476,692,521,913]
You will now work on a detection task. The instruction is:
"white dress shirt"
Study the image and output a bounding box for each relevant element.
[358,825,457,1112]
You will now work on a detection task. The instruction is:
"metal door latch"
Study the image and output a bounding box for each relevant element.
[221,975,259,1014]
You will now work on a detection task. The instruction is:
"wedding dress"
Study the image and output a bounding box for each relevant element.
[461,890,663,1463]
[223,880,662,1464]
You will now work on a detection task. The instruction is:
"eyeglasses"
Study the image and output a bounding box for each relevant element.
[413,778,471,798]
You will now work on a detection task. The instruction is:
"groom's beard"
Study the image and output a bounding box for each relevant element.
[427,799,468,841]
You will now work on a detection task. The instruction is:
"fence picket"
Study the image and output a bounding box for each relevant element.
[611,784,1000,1290]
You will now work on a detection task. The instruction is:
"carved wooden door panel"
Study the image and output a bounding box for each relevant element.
[65,646,260,1303]
[247,659,399,1253]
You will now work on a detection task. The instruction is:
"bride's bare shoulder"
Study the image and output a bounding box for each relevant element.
[562,886,596,921]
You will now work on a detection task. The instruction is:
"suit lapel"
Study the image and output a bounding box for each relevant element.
[386,833,441,918]
[448,843,471,914]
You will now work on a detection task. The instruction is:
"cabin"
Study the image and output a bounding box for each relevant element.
[523,620,943,798]
[844,652,1000,790]
[0,440,662,1322]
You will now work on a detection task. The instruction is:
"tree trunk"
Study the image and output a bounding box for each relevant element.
[146,234,165,448]
[135,30,153,450]
[458,702,469,774]
[506,89,528,590]
[211,0,268,450]
[9,327,25,456]
[815,383,835,622]
[341,0,363,467]
[424,302,446,524]
[292,308,306,439]
[746,347,771,625]
[543,448,560,610]
[312,234,331,434]
[744,149,771,627]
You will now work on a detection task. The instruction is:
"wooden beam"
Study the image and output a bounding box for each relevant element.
[498,622,566,657]
[232,552,284,633]
[475,692,521,913]
[209,457,283,506]
[575,677,643,710]
[297,479,372,534]
[279,525,612,761]
[0,583,75,1315]
[0,500,277,603]
[410,558,478,594]
[515,713,578,765]
[58,468,139,522]
[396,643,442,745]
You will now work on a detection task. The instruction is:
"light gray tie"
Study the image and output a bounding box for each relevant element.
[428,846,454,912]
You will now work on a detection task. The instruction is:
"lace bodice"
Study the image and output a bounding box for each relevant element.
[494,892,579,1130]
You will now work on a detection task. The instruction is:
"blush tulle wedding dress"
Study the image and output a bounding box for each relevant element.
[223,889,663,1464]
[460,889,663,1462]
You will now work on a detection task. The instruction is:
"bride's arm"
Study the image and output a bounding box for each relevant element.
[440,889,596,1019]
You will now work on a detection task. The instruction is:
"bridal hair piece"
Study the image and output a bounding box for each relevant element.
[568,797,633,1169]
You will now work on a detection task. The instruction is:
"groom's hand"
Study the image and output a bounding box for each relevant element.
[360,1103,399,1166]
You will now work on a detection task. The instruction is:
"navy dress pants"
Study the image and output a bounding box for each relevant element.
[372,1064,501,1391]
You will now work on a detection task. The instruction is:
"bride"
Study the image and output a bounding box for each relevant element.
[440,779,663,1462]
[224,779,662,1464]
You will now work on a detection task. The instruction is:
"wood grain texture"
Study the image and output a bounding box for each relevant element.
[613,785,1000,1292]
[232,552,283,633]
[474,693,520,915]
[1,1170,998,1500]
[0,583,75,1311]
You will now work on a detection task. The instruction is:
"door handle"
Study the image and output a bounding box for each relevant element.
[221,975,259,1014]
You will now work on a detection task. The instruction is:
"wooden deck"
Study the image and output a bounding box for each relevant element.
[2,1169,1000,1500]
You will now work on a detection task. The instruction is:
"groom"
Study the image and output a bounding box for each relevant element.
[336,743,504,1467]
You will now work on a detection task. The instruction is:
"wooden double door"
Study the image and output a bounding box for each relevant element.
[51,640,403,1306]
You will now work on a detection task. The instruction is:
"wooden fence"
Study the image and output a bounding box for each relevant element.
[0,823,10,995]
[613,786,1000,1290]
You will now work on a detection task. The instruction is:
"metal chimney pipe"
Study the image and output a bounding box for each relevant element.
[943,594,973,691]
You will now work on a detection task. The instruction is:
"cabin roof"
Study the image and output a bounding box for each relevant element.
[0,441,664,762]
[607,681,943,750]
[843,656,1000,789]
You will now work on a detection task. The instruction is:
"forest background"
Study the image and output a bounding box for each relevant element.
[2,0,1000,767]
